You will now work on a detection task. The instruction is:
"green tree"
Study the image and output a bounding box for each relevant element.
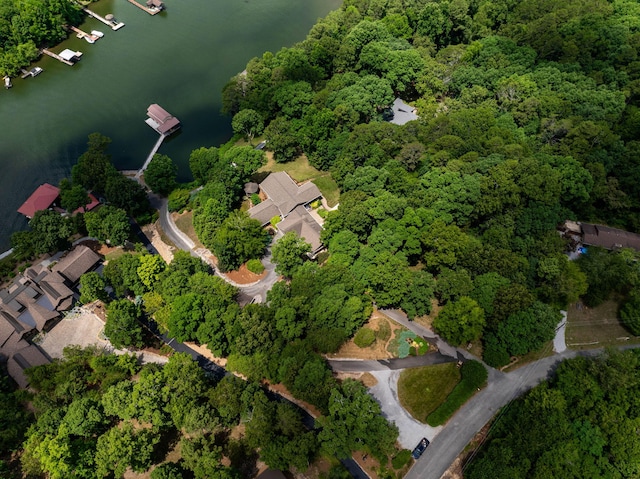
[212,211,270,272]
[231,109,264,145]
[317,380,398,459]
[58,179,90,213]
[137,254,166,291]
[94,422,157,478]
[71,133,117,193]
[79,271,108,304]
[145,154,178,196]
[433,296,486,346]
[29,209,72,255]
[272,231,311,277]
[105,300,143,349]
[84,205,130,246]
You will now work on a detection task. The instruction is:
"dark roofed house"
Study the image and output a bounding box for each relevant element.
[53,245,101,285]
[17,183,60,219]
[249,172,325,257]
[0,245,103,387]
[7,342,50,388]
[146,104,181,136]
[581,223,640,251]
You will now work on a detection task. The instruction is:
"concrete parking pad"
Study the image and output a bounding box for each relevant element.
[37,308,110,359]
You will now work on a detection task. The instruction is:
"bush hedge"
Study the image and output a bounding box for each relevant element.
[246,259,265,274]
[376,320,391,342]
[354,327,376,348]
[427,360,488,426]
[391,449,412,469]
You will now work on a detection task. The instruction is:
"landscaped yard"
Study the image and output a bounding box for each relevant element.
[258,154,340,207]
[398,363,461,424]
[566,299,637,349]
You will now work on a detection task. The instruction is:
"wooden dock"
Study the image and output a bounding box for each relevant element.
[135,135,166,180]
[82,8,125,30]
[41,49,74,66]
[70,26,99,42]
[127,0,161,15]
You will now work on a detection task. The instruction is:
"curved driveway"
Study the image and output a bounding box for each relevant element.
[149,194,279,304]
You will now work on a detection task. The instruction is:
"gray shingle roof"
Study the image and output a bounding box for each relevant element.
[256,172,321,217]
[53,245,101,284]
[277,205,323,253]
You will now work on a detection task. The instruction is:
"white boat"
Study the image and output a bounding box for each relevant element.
[91,30,104,38]
[4,76,11,89]
[29,67,43,77]
[84,36,95,44]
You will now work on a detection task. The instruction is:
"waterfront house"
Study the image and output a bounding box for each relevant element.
[18,183,100,219]
[146,104,181,136]
[248,172,324,256]
[146,0,165,9]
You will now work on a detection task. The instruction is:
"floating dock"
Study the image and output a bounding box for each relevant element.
[70,26,99,42]
[82,8,125,30]
[127,0,162,15]
[41,49,75,66]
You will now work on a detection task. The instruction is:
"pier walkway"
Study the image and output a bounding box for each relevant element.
[82,8,125,30]
[70,26,99,42]
[41,49,74,66]
[127,0,161,15]
[135,135,165,180]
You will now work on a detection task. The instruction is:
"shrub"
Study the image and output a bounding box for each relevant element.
[167,189,190,212]
[391,449,412,469]
[270,216,281,227]
[310,199,321,209]
[427,360,488,426]
[620,293,640,335]
[376,320,391,342]
[317,208,328,219]
[246,258,265,274]
[354,327,376,348]
[398,330,417,358]
[250,193,261,205]
[413,337,429,355]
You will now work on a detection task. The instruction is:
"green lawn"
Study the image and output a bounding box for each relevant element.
[398,363,461,423]
[312,175,340,207]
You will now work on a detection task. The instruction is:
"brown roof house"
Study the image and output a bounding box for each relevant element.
[581,223,640,251]
[146,104,180,136]
[0,245,101,387]
[248,172,324,256]
[17,183,61,219]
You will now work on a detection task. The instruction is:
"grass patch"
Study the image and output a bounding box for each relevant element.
[258,155,322,182]
[427,361,488,426]
[566,298,636,349]
[174,211,204,248]
[104,248,126,262]
[398,363,461,423]
[312,175,340,207]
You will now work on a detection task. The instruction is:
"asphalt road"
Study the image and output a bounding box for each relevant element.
[328,352,456,373]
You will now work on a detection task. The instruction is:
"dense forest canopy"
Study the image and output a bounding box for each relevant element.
[466,349,640,478]
[0,0,86,76]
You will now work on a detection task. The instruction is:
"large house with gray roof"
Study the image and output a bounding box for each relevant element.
[248,172,324,255]
[0,245,101,387]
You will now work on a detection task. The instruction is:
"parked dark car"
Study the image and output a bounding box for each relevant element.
[412,438,430,459]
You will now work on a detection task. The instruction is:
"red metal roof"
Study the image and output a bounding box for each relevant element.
[73,193,100,214]
[17,183,60,218]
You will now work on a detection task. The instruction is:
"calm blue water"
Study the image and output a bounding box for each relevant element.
[0,0,341,250]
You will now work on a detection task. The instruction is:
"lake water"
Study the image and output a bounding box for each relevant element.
[0,0,341,250]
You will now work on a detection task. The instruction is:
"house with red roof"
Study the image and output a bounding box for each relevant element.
[17,183,60,219]
[17,183,100,219]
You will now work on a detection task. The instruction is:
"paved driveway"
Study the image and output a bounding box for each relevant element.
[369,369,443,450]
